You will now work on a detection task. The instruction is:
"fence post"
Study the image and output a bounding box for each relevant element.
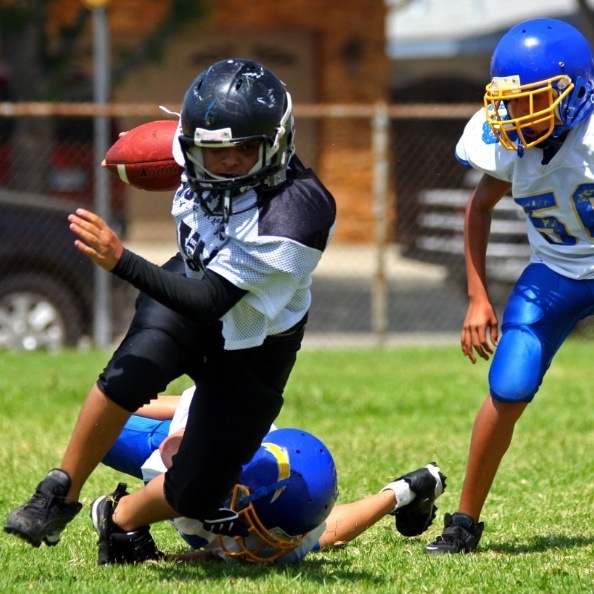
[90,3,113,348]
[371,102,389,345]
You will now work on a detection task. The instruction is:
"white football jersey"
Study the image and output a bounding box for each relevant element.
[171,174,334,350]
[456,108,594,279]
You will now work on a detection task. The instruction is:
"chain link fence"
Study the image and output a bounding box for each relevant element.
[0,102,525,351]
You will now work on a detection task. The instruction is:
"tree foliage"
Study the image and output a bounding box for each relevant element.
[0,0,208,192]
[0,0,209,101]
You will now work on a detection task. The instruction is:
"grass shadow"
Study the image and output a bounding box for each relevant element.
[487,533,594,554]
[138,555,385,586]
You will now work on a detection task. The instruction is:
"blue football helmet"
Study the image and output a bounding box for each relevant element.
[484,18,594,153]
[177,58,294,219]
[219,428,338,562]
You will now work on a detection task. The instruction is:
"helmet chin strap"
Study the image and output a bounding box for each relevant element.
[515,141,525,158]
[223,190,231,223]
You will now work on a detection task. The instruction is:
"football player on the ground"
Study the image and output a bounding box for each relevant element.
[425,18,594,554]
[98,386,447,564]
[5,59,336,563]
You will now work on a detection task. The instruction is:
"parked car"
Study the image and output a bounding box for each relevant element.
[0,190,134,350]
[403,170,531,305]
[0,62,128,234]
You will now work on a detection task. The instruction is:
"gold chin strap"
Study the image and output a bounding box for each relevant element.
[484,74,573,151]
[217,484,308,563]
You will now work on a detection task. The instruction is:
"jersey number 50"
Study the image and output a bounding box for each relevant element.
[515,184,594,245]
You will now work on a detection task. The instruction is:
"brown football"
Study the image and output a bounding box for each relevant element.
[104,120,183,191]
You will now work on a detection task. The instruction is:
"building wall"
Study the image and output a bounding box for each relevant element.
[53,0,389,243]
[207,3,390,243]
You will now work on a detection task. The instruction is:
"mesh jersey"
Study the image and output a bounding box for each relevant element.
[141,387,323,563]
[456,108,594,280]
[171,158,336,349]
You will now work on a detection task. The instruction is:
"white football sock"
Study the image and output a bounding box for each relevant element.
[381,479,416,513]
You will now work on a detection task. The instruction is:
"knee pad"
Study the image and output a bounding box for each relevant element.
[98,327,188,411]
[489,327,544,402]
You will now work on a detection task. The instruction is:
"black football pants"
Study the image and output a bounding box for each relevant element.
[98,253,305,519]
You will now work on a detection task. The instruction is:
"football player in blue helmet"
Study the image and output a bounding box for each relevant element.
[483,18,594,155]
[100,387,447,564]
[427,19,594,555]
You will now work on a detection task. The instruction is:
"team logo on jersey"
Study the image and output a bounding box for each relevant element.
[261,442,291,502]
[482,119,502,145]
[483,104,517,146]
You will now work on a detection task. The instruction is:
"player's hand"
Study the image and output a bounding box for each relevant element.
[202,508,249,537]
[68,208,124,271]
[460,299,499,364]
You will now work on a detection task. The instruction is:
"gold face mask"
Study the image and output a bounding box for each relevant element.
[217,484,308,563]
[484,74,573,151]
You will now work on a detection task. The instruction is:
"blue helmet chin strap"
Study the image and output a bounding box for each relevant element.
[515,141,525,158]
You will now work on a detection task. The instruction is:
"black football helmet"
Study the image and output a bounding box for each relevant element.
[178,58,294,217]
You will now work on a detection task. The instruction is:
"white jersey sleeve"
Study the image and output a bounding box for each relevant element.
[169,386,194,433]
[274,522,325,563]
[455,108,517,182]
[140,386,196,482]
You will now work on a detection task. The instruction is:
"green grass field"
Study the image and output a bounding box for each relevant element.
[0,341,593,593]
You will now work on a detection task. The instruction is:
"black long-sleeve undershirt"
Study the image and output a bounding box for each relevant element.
[111,249,247,324]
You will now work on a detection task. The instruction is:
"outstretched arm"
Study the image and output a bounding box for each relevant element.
[135,395,181,420]
[318,490,396,548]
[68,209,246,322]
[163,491,397,562]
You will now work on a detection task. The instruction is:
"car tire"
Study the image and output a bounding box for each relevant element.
[0,273,84,350]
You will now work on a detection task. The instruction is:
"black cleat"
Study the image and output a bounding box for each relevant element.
[391,462,447,537]
[425,512,484,554]
[91,482,163,565]
[4,469,82,547]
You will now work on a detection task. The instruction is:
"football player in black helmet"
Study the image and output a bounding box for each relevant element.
[5,59,337,565]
